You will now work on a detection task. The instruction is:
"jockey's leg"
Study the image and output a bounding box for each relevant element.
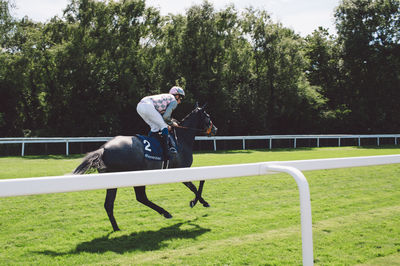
[137,100,164,133]
[137,100,175,158]
[161,128,177,159]
[161,128,170,159]
[168,133,177,153]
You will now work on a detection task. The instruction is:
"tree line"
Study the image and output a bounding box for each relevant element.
[1,0,399,137]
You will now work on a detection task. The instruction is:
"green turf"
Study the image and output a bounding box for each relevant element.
[0,146,399,265]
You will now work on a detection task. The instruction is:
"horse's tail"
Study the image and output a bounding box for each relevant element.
[73,148,105,175]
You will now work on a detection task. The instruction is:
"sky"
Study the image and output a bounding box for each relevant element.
[11,0,340,36]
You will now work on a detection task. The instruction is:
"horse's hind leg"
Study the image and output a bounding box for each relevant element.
[104,188,121,231]
[134,186,172,219]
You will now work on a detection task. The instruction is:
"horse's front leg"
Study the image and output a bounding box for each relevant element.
[197,180,210,207]
[183,181,210,208]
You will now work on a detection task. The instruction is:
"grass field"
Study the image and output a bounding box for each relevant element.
[0,146,400,265]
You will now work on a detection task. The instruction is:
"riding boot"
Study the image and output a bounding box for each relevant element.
[161,128,172,160]
[168,134,178,154]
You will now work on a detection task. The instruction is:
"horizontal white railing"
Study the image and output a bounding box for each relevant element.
[1,154,400,265]
[1,134,400,156]
[1,154,398,197]
[197,134,400,150]
[0,137,112,156]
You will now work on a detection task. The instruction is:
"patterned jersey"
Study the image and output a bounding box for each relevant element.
[150,93,176,114]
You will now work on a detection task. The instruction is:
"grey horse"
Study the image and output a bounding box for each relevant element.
[73,104,217,231]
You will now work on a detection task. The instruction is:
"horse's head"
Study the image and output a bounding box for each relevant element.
[197,104,217,136]
[180,103,217,136]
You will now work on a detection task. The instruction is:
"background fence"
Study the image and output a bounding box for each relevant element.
[1,134,400,156]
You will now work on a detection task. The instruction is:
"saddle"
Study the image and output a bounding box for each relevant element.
[135,131,177,162]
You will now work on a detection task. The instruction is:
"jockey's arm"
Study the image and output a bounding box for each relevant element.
[162,100,178,124]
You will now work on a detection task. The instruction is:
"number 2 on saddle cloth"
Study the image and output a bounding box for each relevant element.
[135,130,178,162]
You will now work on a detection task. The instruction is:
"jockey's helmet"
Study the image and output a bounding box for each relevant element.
[169,86,185,98]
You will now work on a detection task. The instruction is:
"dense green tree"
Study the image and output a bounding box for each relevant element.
[0,0,13,46]
[304,27,350,132]
[1,2,50,136]
[178,2,230,129]
[0,0,17,135]
[1,0,399,138]
[335,0,400,132]
[43,0,162,136]
[242,8,326,134]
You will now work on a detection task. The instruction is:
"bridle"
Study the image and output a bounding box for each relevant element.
[172,106,215,135]
[174,121,214,135]
[205,121,214,135]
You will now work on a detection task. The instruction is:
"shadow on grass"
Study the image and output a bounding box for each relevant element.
[35,220,210,256]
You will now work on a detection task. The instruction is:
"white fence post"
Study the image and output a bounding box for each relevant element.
[264,164,313,266]
[66,140,69,156]
[21,142,25,156]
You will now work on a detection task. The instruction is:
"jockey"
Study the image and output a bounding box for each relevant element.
[136,86,185,159]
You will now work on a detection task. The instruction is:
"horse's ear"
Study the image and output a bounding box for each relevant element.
[201,103,208,109]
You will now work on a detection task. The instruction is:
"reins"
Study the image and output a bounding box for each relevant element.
[172,106,214,135]
[174,121,214,135]
[173,124,204,132]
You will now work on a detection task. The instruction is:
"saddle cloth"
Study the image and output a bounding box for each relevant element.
[135,135,164,161]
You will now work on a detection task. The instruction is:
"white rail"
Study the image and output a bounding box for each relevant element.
[0,137,112,156]
[196,134,400,150]
[1,155,400,265]
[1,134,400,156]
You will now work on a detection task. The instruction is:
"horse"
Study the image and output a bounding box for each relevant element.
[73,104,217,231]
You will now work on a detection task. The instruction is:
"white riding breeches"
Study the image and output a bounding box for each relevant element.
[137,99,168,132]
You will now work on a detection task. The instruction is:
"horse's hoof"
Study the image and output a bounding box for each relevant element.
[113,228,121,232]
[163,213,173,219]
[203,202,210,207]
[190,200,197,208]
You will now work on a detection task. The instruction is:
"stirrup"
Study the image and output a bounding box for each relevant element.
[169,147,177,154]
